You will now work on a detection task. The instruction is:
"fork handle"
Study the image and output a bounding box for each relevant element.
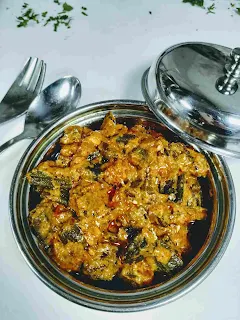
[0,132,29,155]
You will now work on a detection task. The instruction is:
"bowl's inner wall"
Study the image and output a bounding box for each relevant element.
[28,115,214,291]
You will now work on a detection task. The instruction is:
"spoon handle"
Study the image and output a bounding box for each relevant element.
[0,132,27,155]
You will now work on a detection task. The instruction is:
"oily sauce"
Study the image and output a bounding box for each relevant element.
[27,113,213,290]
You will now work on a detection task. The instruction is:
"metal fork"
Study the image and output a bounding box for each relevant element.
[0,57,46,124]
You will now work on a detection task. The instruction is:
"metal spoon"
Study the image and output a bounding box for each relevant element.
[0,76,81,154]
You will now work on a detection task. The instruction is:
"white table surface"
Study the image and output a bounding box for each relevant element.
[0,1,240,319]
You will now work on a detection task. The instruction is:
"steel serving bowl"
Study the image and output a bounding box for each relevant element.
[10,100,235,312]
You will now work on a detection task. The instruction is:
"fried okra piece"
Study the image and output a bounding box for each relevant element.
[159,174,184,203]
[155,254,183,274]
[60,224,84,244]
[121,258,156,286]
[27,168,72,205]
[83,243,120,281]
[29,201,73,247]
[27,169,71,190]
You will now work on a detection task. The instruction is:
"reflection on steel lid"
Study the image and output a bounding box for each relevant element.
[142,42,240,158]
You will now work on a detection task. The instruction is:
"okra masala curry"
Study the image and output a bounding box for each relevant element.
[27,112,211,288]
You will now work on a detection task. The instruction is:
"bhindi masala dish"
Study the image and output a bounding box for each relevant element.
[27,112,211,288]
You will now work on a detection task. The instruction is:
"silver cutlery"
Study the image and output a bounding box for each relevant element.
[0,76,81,154]
[0,57,46,124]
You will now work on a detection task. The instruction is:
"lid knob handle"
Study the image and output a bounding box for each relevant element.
[216,47,240,95]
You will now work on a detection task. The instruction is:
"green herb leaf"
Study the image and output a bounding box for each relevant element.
[54,22,59,32]
[182,0,204,7]
[23,8,32,17]
[62,2,73,12]
[60,14,69,20]
[17,19,28,28]
[207,3,215,14]
[17,5,39,28]
[82,6,87,10]
[44,16,53,26]
[44,13,72,31]
[17,0,73,32]
[81,11,88,16]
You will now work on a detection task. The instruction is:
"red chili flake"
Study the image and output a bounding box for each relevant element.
[112,241,121,247]
[107,220,119,233]
[108,201,118,208]
[54,205,65,216]
[108,185,119,208]
[108,186,116,202]
[148,130,162,138]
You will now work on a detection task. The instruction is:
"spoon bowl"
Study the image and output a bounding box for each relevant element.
[0,76,81,153]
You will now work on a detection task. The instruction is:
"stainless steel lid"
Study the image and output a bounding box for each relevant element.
[142,42,240,158]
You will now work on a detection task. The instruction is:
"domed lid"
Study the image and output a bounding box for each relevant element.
[142,42,240,158]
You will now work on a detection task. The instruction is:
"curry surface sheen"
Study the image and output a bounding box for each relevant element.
[27,113,210,287]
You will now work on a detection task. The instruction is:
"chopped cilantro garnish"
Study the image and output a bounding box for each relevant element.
[44,13,72,31]
[182,0,240,16]
[17,7,39,28]
[17,1,74,31]
[62,2,73,12]
[81,5,88,16]
[16,17,28,28]
[207,3,215,14]
[17,0,240,32]
[24,8,39,23]
[182,0,204,7]
[60,14,69,20]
